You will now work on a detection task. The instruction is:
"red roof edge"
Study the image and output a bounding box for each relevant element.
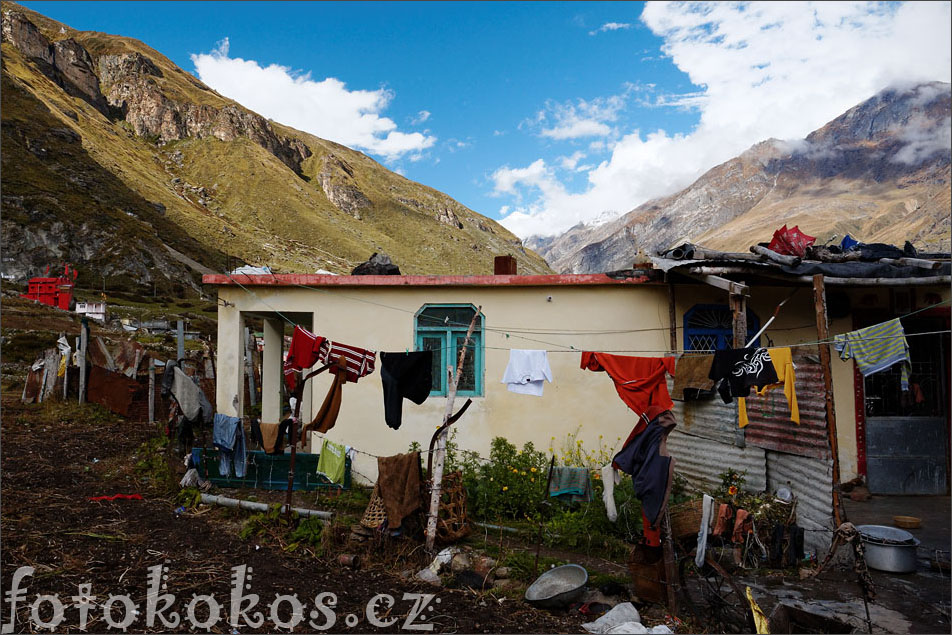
[202,272,658,287]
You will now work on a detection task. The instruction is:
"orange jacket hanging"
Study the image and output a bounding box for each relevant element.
[581,352,675,416]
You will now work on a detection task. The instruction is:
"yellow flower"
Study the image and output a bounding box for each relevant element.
[512,468,518,473]
[728,485,738,496]
[530,467,537,473]
[530,477,535,482]
[502,486,509,491]
[521,471,526,476]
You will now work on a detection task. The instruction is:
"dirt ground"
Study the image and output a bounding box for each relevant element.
[0,395,595,634]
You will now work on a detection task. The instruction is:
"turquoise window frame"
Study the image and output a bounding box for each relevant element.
[414,303,484,397]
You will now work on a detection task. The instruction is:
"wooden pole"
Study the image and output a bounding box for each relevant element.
[244,326,257,407]
[813,274,844,527]
[730,283,747,348]
[177,319,185,361]
[661,511,678,615]
[426,306,481,553]
[148,358,156,423]
[78,318,88,404]
[667,282,678,353]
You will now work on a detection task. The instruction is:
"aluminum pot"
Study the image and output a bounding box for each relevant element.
[524,564,588,609]
[857,524,920,574]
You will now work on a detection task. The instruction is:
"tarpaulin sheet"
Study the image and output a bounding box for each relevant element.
[87,365,139,416]
[781,261,951,278]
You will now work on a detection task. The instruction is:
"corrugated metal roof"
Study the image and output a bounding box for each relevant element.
[667,429,767,492]
[745,347,831,460]
[766,451,834,555]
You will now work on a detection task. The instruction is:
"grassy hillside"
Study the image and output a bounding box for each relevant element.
[1,1,551,293]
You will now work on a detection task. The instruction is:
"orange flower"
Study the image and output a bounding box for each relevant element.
[728,485,738,496]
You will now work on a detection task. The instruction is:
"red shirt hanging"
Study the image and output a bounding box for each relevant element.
[581,352,675,416]
[284,325,325,393]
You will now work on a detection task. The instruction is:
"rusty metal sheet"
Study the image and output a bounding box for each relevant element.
[113,338,145,377]
[87,365,139,416]
[766,451,834,556]
[21,367,43,403]
[87,337,115,371]
[667,429,767,492]
[744,347,831,460]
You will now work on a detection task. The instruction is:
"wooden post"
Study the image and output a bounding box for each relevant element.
[78,318,88,404]
[661,512,678,615]
[148,358,156,423]
[426,307,481,553]
[244,327,257,407]
[813,274,844,527]
[667,282,678,353]
[730,283,747,348]
[62,334,69,401]
[177,319,185,361]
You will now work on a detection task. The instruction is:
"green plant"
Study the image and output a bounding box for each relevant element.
[287,516,324,553]
[469,437,550,521]
[175,487,202,509]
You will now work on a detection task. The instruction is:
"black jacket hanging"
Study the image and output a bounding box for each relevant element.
[380,351,433,429]
[709,347,779,403]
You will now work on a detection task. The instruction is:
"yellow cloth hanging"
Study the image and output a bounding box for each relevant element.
[746,586,770,634]
[738,347,799,428]
[58,354,68,377]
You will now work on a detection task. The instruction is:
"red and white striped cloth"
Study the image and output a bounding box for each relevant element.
[318,339,376,383]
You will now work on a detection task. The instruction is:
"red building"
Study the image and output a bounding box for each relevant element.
[21,264,77,310]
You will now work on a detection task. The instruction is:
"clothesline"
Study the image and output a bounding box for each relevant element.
[222,272,949,357]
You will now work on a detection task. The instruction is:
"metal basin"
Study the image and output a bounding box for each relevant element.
[525,564,588,609]
[857,524,920,573]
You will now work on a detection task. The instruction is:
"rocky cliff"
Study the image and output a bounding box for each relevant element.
[1,3,550,293]
[533,82,951,273]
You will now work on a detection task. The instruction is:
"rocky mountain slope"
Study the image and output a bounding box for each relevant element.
[1,3,550,294]
[531,82,951,273]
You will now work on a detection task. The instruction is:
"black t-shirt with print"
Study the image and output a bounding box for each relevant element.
[709,347,779,403]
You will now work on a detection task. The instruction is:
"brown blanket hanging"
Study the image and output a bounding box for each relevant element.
[376,451,422,530]
[303,356,348,436]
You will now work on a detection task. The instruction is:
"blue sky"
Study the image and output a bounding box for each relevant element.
[21,1,952,238]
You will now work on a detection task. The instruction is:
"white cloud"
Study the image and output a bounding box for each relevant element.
[589,22,633,35]
[533,89,631,140]
[559,151,587,170]
[191,39,435,160]
[498,1,952,238]
[412,110,431,125]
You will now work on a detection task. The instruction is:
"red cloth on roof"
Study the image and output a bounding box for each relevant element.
[581,352,675,416]
[284,326,325,393]
[767,224,816,258]
[318,340,376,383]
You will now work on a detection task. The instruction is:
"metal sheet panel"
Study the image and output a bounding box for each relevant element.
[766,451,834,555]
[87,365,139,416]
[667,429,767,492]
[866,416,948,494]
[669,378,741,446]
[87,337,115,371]
[113,339,145,377]
[745,348,831,460]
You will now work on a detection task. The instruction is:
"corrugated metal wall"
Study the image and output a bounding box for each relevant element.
[744,347,831,460]
[670,378,742,447]
[766,451,834,555]
[668,429,768,492]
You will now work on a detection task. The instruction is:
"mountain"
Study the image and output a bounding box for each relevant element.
[532,82,951,274]
[0,3,551,295]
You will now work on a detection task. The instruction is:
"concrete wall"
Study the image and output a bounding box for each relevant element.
[216,280,950,484]
[218,283,671,482]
